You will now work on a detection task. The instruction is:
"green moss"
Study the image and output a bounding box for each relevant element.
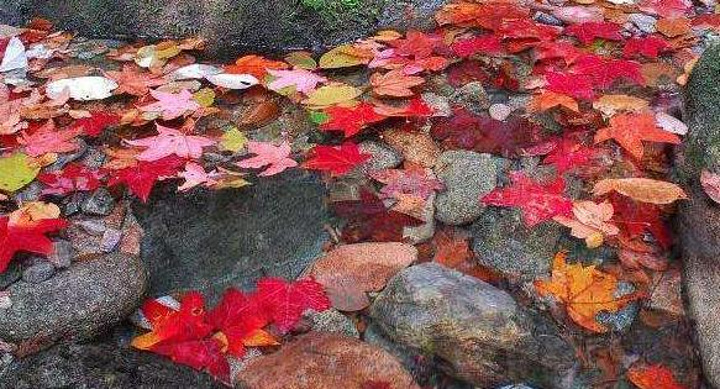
[301,0,384,30]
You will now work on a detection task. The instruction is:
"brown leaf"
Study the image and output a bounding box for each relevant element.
[371,70,425,97]
[593,178,687,205]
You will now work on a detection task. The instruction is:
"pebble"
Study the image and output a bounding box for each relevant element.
[596,281,639,332]
[358,140,403,173]
[450,81,491,115]
[533,12,564,26]
[76,220,107,236]
[81,188,116,216]
[47,240,75,268]
[489,103,513,121]
[421,92,451,117]
[304,309,359,338]
[21,261,55,284]
[100,228,122,253]
[628,13,657,34]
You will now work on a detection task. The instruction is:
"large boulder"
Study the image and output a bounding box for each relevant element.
[369,263,576,388]
[678,42,720,388]
[235,332,419,389]
[0,342,224,389]
[133,170,329,303]
[0,0,449,59]
[0,253,146,348]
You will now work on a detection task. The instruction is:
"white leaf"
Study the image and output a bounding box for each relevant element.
[655,112,687,135]
[46,76,118,101]
[205,73,258,89]
[168,64,222,81]
[0,37,27,72]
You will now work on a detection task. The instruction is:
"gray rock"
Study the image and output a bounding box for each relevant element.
[0,262,21,290]
[81,187,116,216]
[0,253,146,346]
[20,261,55,284]
[434,150,497,225]
[11,181,42,203]
[304,309,358,338]
[595,281,639,333]
[470,208,561,280]
[678,43,720,388]
[533,12,563,27]
[370,263,576,388]
[133,170,329,303]
[358,140,403,174]
[0,342,225,389]
[46,240,74,269]
[0,0,449,60]
[450,81,491,115]
[62,192,88,216]
[628,13,657,34]
[404,193,436,244]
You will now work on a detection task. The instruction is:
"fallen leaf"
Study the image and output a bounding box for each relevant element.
[371,70,425,97]
[593,94,649,117]
[701,170,720,204]
[0,37,26,72]
[18,120,83,157]
[0,153,40,192]
[205,73,258,89]
[319,44,372,69]
[139,89,200,121]
[108,155,184,202]
[225,55,289,79]
[177,162,217,191]
[235,141,298,177]
[527,90,579,113]
[219,127,247,152]
[593,178,687,204]
[303,142,370,176]
[266,68,326,95]
[594,112,681,159]
[124,123,214,161]
[553,201,619,248]
[320,103,386,138]
[255,278,331,333]
[0,214,67,273]
[566,22,623,45]
[627,363,686,389]
[37,163,105,196]
[45,76,118,101]
[302,84,363,108]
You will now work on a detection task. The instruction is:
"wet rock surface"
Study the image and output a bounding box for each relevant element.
[133,170,329,302]
[0,0,449,59]
[434,150,497,225]
[369,262,575,388]
[0,342,225,389]
[0,253,146,346]
[679,42,720,388]
[235,331,419,389]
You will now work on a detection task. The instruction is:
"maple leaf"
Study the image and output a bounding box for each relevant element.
[481,172,573,227]
[370,164,444,201]
[535,252,642,333]
[435,2,527,31]
[177,162,217,191]
[499,19,562,47]
[303,142,371,176]
[542,138,595,173]
[571,54,644,89]
[17,120,83,157]
[235,141,298,177]
[105,64,166,96]
[70,111,120,137]
[371,70,425,97]
[37,163,105,196]
[108,155,184,202]
[639,0,690,18]
[0,215,67,273]
[451,36,503,58]
[225,55,289,79]
[609,193,671,249]
[594,112,680,159]
[623,36,671,59]
[627,363,686,389]
[389,30,441,59]
[153,339,230,384]
[207,288,276,357]
[255,277,330,333]
[125,123,215,161]
[333,190,424,243]
[140,89,200,121]
[266,68,327,95]
[372,97,433,117]
[701,170,720,205]
[565,22,623,45]
[545,72,595,100]
[593,178,687,205]
[534,41,583,66]
[527,90,579,113]
[553,200,620,248]
[319,103,386,138]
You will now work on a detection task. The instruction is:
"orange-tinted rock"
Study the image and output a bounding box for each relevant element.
[235,332,419,389]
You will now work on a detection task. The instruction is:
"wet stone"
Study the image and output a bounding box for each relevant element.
[46,240,74,268]
[304,309,359,338]
[357,140,403,174]
[81,188,116,216]
[450,81,491,115]
[628,13,657,34]
[21,261,55,284]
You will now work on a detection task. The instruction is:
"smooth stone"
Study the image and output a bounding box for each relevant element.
[235,332,418,389]
[470,208,561,280]
[434,150,497,225]
[370,263,576,388]
[0,253,146,346]
[628,13,657,34]
[595,281,639,333]
[357,140,403,174]
[0,342,225,389]
[20,261,55,284]
[304,309,359,338]
[450,81,491,115]
[81,187,116,216]
[133,170,329,303]
[383,129,441,168]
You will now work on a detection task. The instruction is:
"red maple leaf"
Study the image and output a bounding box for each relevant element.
[446,60,490,87]
[17,120,83,157]
[0,216,67,273]
[622,36,671,59]
[333,190,424,243]
[435,2,528,31]
[535,41,584,66]
[70,111,120,137]
[481,172,573,227]
[255,278,331,333]
[545,72,595,100]
[594,112,681,160]
[389,30,441,59]
[37,163,106,196]
[153,339,230,384]
[565,22,623,45]
[451,36,503,58]
[320,103,387,138]
[609,193,671,249]
[542,138,596,173]
[303,142,371,176]
[571,54,644,89]
[639,0,690,18]
[108,155,184,202]
[207,288,270,357]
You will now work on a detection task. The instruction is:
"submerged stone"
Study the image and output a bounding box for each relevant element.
[133,170,329,302]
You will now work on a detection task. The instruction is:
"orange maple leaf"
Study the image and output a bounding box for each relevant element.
[535,252,642,333]
[527,90,579,113]
[225,55,289,80]
[627,363,686,389]
[594,112,680,159]
[370,70,425,97]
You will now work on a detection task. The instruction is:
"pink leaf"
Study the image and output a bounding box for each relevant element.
[236,141,298,176]
[266,69,327,95]
[140,89,200,120]
[124,123,215,162]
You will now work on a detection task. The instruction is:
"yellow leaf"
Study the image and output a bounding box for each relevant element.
[302,84,363,108]
[10,201,61,226]
[593,178,687,204]
[242,329,280,347]
[593,94,649,117]
[131,332,162,350]
[0,153,40,193]
[193,88,216,107]
[319,45,371,69]
[220,127,248,152]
